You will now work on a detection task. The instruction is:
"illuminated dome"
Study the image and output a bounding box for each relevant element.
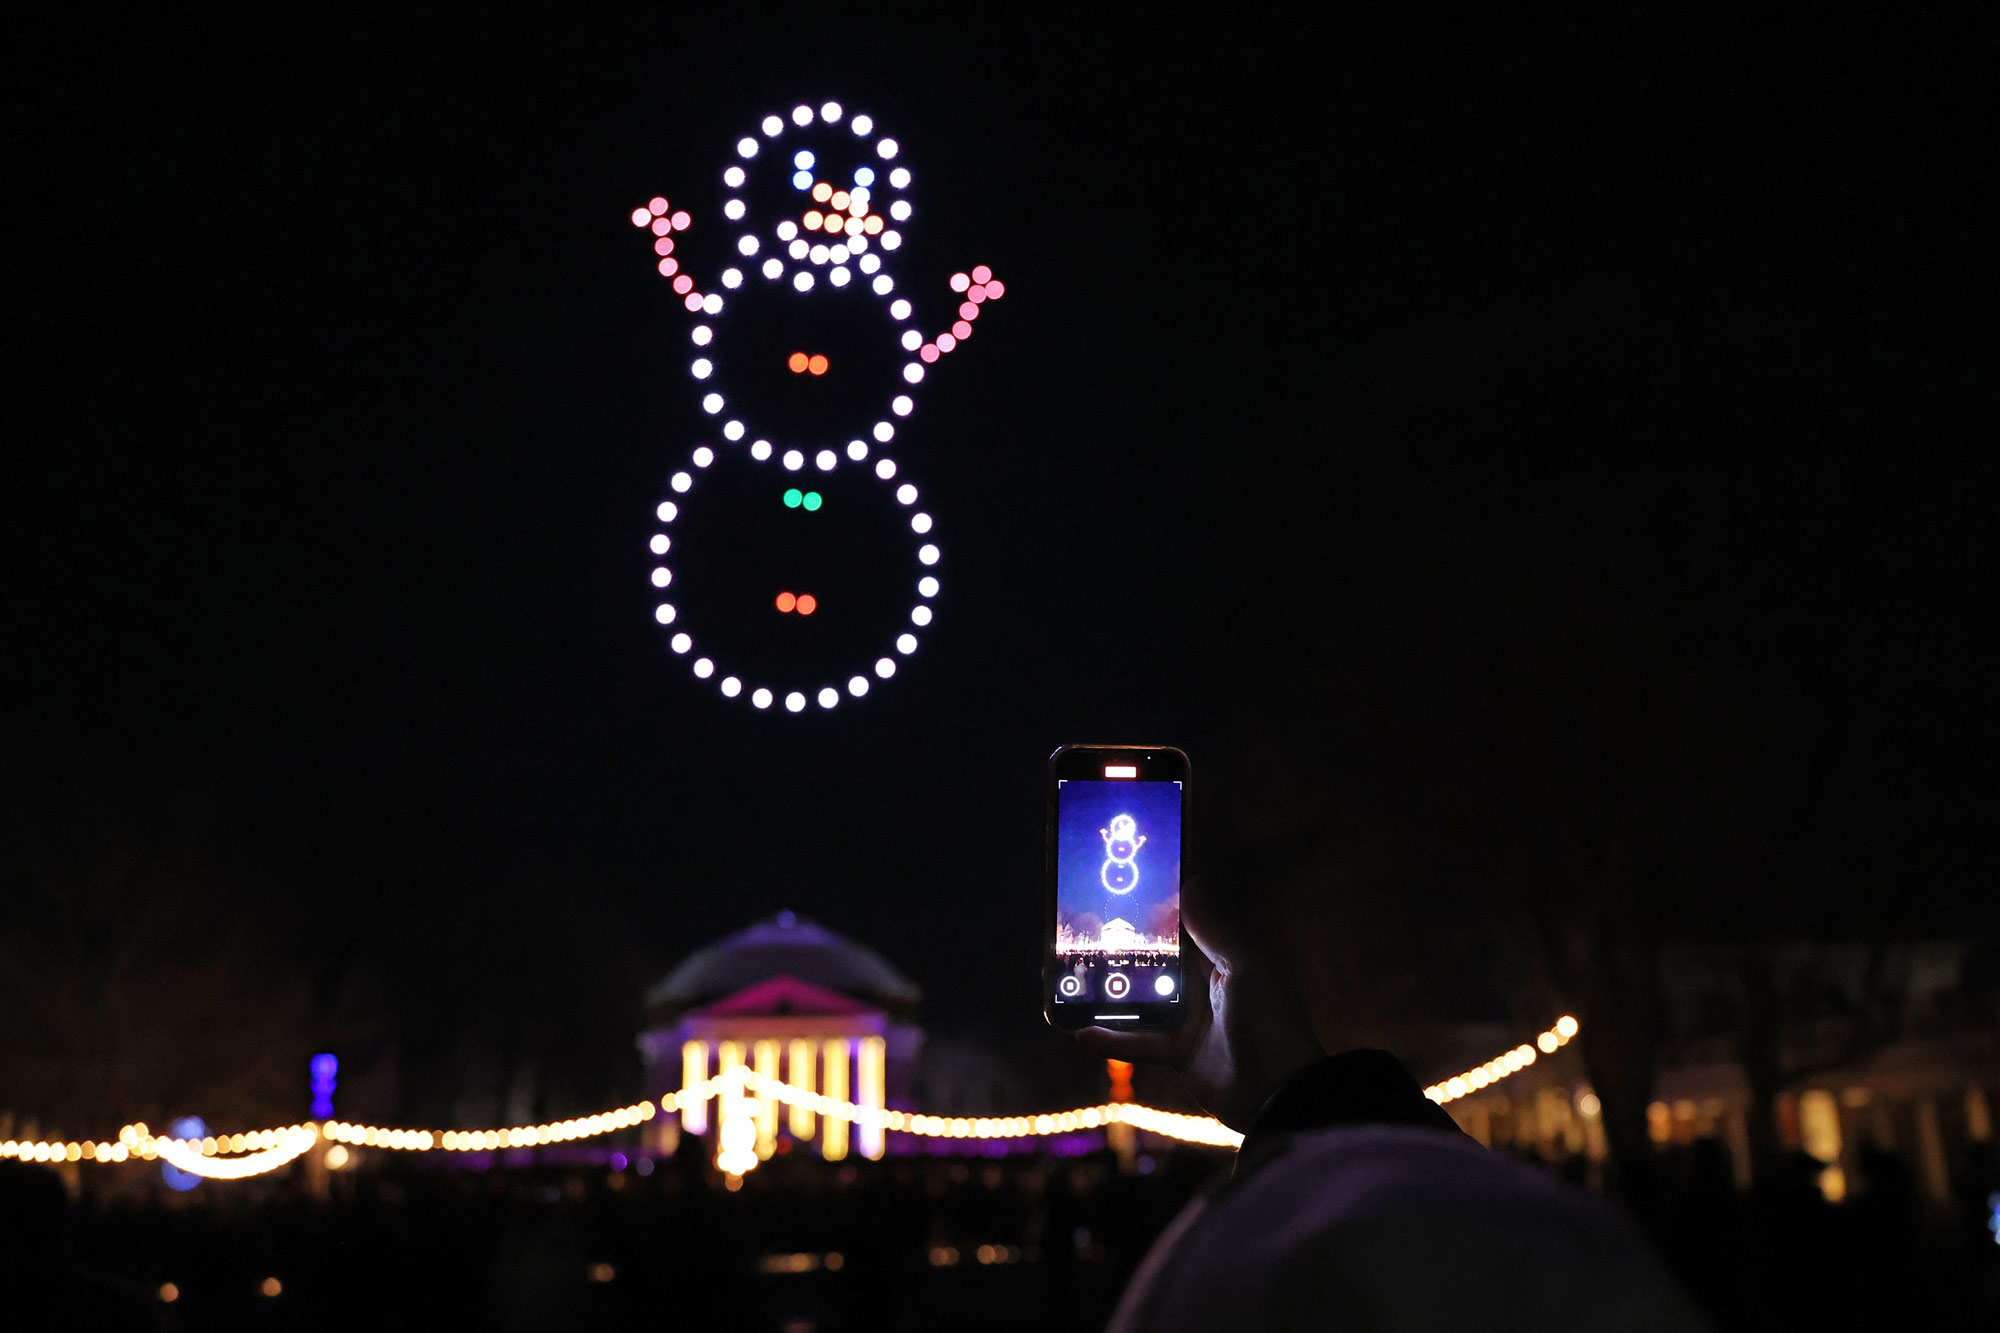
[646,911,920,1019]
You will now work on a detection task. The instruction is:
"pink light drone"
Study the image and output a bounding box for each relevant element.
[631,101,1006,714]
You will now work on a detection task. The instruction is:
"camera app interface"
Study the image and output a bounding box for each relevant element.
[1052,779,1182,1010]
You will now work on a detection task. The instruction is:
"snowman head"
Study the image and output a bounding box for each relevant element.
[1109,814,1138,841]
[697,102,923,457]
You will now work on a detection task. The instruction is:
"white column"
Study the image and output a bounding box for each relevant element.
[858,1035,886,1160]
[680,1040,709,1135]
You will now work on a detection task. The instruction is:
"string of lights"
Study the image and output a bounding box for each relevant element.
[0,1020,1578,1176]
[1424,1015,1579,1104]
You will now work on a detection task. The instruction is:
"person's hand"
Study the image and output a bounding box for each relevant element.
[1074,876,1324,1132]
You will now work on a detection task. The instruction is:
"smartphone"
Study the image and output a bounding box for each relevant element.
[1043,744,1190,1030]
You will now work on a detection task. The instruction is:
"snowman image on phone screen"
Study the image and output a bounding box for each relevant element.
[1101,814,1147,893]
[630,101,1005,715]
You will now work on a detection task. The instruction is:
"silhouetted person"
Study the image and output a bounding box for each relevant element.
[0,1161,161,1332]
[1077,878,1711,1332]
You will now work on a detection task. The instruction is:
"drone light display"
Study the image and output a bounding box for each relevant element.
[631,101,1005,712]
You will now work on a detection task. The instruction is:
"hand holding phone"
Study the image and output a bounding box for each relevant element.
[1044,744,1190,1030]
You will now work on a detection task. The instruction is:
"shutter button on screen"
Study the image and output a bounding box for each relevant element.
[1103,973,1131,1000]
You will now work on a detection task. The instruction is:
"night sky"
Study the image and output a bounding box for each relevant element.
[8,12,1991,1122]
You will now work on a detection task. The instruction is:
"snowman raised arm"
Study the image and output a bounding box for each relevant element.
[627,101,1006,716]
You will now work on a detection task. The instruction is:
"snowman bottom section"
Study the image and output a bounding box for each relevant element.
[646,446,941,710]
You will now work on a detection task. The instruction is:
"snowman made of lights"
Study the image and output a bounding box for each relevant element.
[630,100,1005,715]
[1100,814,1147,894]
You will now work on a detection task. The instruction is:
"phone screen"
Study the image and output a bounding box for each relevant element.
[1049,774,1184,1018]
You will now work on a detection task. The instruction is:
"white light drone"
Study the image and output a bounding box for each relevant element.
[630,101,1006,713]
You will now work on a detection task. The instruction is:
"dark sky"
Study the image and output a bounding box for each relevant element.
[8,11,1991,1117]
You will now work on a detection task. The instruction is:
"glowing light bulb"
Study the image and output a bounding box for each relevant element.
[782,449,804,471]
[656,502,677,522]
[702,293,722,314]
[852,114,874,135]
[671,633,691,653]
[830,267,850,286]
[701,393,723,414]
[911,512,932,533]
[918,576,938,597]
[751,441,773,461]
[651,568,671,587]
[736,235,759,256]
[792,105,813,127]
[816,449,837,470]
[650,534,670,554]
[890,299,912,320]
[802,492,822,511]
[785,692,806,713]
[845,440,868,461]
[784,488,803,508]
[875,458,896,480]
[788,238,808,260]
[692,325,713,345]
[896,634,917,654]
[694,445,716,465]
[820,101,842,122]
[792,170,812,190]
[724,166,745,187]
[761,115,784,136]
[889,167,910,188]
[892,395,913,415]
[793,271,814,292]
[1556,1015,1579,1038]
[872,275,894,295]
[911,606,932,626]
[777,220,799,241]
[903,364,924,383]
[918,544,939,565]
[875,657,895,678]
[762,258,783,279]
[873,422,894,442]
[724,198,746,220]
[655,604,676,624]
[877,138,898,158]
[776,591,797,612]
[752,688,772,709]
[848,675,869,697]
[890,199,912,221]
[901,329,923,351]
[691,358,713,379]
[671,472,692,493]
[818,687,838,708]
[694,658,714,679]
[630,207,651,227]
[895,484,917,504]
